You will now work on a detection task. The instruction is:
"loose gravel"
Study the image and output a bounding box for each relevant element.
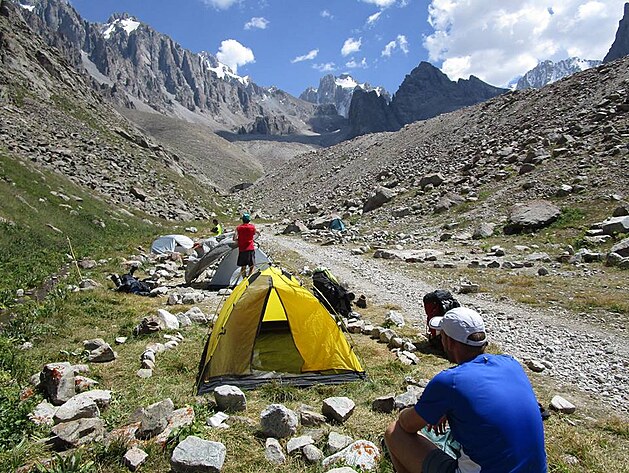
[261,229,629,417]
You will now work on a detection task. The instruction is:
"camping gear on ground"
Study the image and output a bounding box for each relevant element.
[111,268,152,296]
[312,268,355,318]
[150,234,194,255]
[196,266,365,392]
[355,294,367,309]
[133,316,161,336]
[329,216,346,231]
[423,290,460,346]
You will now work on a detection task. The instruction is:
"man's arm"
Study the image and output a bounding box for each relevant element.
[398,406,429,434]
[233,228,238,242]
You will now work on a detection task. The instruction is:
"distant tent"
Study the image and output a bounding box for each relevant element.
[329,217,346,231]
[185,234,235,284]
[196,266,365,392]
[151,235,194,255]
[208,246,270,289]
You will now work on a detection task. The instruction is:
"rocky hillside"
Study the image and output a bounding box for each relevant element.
[515,58,601,90]
[347,62,507,137]
[0,0,226,221]
[244,56,629,239]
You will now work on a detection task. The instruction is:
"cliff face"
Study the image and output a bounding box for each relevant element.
[347,62,506,138]
[604,2,629,63]
[20,0,315,135]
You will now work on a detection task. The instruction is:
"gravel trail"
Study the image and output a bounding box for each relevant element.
[261,229,629,417]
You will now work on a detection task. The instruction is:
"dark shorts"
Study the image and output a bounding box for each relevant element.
[237,250,255,267]
[423,448,457,473]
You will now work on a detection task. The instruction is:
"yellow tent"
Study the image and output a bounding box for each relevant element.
[197,266,365,392]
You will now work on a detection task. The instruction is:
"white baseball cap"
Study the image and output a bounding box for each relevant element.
[428,307,487,347]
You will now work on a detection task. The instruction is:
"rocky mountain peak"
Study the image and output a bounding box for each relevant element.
[604,2,629,63]
[516,57,602,90]
[300,73,388,119]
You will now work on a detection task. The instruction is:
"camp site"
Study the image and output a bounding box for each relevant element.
[2,1,628,470]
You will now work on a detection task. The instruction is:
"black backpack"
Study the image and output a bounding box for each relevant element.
[116,273,152,296]
[312,268,355,317]
[423,290,460,343]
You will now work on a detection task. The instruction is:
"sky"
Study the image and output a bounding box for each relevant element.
[67,0,624,96]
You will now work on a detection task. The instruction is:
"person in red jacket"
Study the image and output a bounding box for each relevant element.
[233,213,259,280]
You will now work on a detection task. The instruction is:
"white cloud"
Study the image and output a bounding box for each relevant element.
[216,39,254,74]
[313,62,336,72]
[321,9,333,19]
[244,17,269,30]
[381,34,409,57]
[367,11,382,25]
[361,0,397,8]
[346,58,368,69]
[201,0,239,10]
[341,37,362,56]
[291,49,319,63]
[424,0,620,86]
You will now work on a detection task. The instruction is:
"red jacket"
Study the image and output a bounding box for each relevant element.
[235,223,256,252]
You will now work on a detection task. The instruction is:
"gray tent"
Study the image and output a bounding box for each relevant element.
[151,235,194,255]
[208,246,270,289]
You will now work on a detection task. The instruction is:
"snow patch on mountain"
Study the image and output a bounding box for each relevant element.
[101,17,140,39]
[199,51,250,85]
[515,57,601,90]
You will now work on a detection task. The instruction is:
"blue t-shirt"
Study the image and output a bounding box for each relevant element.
[415,354,547,473]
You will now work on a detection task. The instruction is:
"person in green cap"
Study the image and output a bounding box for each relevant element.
[233,213,259,280]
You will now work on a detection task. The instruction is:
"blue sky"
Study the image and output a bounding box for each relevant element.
[67,0,623,97]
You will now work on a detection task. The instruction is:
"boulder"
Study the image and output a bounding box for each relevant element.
[419,173,444,189]
[124,447,149,472]
[214,385,246,412]
[434,192,465,213]
[283,220,309,234]
[322,440,381,471]
[472,222,495,239]
[136,398,174,439]
[157,309,180,330]
[504,200,561,234]
[327,431,354,454]
[265,438,286,465]
[610,237,629,257]
[363,187,396,213]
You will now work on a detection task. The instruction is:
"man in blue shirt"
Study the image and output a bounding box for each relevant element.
[384,307,547,473]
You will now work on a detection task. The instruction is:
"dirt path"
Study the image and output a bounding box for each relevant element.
[260,227,629,417]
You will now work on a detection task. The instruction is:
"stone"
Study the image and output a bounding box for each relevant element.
[136,398,174,439]
[155,407,196,446]
[88,343,117,363]
[384,310,405,327]
[327,431,354,454]
[298,404,327,426]
[115,337,127,344]
[363,186,396,212]
[601,216,629,235]
[286,435,314,454]
[260,404,298,438]
[326,468,358,473]
[265,437,286,464]
[53,394,100,424]
[419,173,444,188]
[303,443,324,463]
[459,282,480,294]
[434,192,465,213]
[526,359,546,373]
[504,200,561,234]
[29,401,58,425]
[473,222,495,239]
[49,418,106,450]
[610,237,629,257]
[214,385,246,412]
[184,306,210,324]
[322,440,381,471]
[40,362,75,406]
[170,436,226,473]
[157,308,180,330]
[207,411,229,428]
[137,368,153,378]
[550,395,576,414]
[538,267,549,276]
[283,221,309,234]
[322,397,355,423]
[371,395,395,413]
[123,447,148,471]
